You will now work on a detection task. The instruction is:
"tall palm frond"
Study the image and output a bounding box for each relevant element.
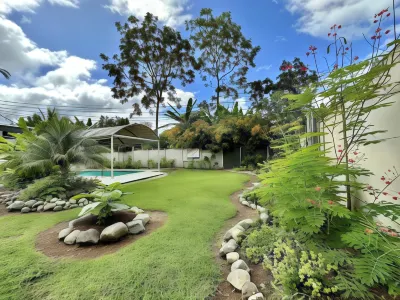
[0,68,11,79]
[164,98,198,129]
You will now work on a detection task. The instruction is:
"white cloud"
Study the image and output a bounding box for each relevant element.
[48,0,79,8]
[272,0,278,4]
[256,65,272,72]
[284,0,400,38]
[20,16,32,24]
[275,35,287,42]
[105,0,192,27]
[0,0,79,15]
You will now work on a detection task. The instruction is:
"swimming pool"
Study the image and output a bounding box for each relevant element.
[79,170,143,177]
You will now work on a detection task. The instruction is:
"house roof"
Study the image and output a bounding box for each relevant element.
[80,123,158,146]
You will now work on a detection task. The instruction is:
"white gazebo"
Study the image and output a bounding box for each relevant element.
[80,123,160,178]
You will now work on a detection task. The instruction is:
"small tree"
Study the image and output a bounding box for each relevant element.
[100,13,198,134]
[86,118,92,127]
[186,8,260,106]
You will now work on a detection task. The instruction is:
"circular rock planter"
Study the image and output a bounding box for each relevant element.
[36,210,168,259]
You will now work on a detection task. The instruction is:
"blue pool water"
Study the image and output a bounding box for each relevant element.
[79,170,143,177]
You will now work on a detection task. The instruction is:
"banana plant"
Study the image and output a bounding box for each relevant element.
[161,98,198,130]
[0,68,10,79]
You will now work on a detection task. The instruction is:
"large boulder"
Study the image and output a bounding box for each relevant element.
[126,220,145,234]
[100,222,128,242]
[24,200,37,208]
[248,293,264,300]
[219,239,238,256]
[242,201,250,207]
[21,207,30,213]
[257,206,267,213]
[78,198,87,204]
[227,269,251,290]
[50,198,58,203]
[231,225,245,242]
[37,205,44,212]
[69,198,77,204]
[32,201,44,208]
[43,203,56,211]
[69,214,97,228]
[55,200,66,206]
[53,206,63,211]
[76,229,100,244]
[223,229,233,241]
[237,219,254,230]
[58,228,73,240]
[242,281,259,299]
[227,252,240,264]
[250,204,257,210]
[231,259,250,272]
[133,214,150,226]
[259,213,270,223]
[64,230,81,245]
[7,201,25,211]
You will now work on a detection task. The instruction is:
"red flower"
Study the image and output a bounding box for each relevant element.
[338,145,342,147]
[328,200,334,205]
[354,56,359,61]
[328,33,331,36]
[309,45,317,52]
[385,30,390,34]
[385,181,391,185]
[315,186,321,192]
[377,35,382,39]
[376,28,382,33]
[306,52,310,56]
[338,25,342,29]
[387,13,391,17]
[287,65,293,70]
[333,33,337,37]
[381,176,385,180]
[338,149,343,153]
[398,192,400,195]
[365,228,373,234]
[393,196,398,200]
[353,152,358,155]
[388,169,391,172]
[374,20,378,23]
[383,192,388,196]
[300,66,308,72]
[345,47,349,50]
[349,159,355,163]
[371,35,377,40]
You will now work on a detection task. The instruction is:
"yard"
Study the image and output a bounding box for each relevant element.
[0,170,249,300]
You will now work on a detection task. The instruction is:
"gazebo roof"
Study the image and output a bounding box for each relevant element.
[80,123,158,146]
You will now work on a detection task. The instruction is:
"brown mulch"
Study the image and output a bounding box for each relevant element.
[211,173,272,300]
[35,211,168,259]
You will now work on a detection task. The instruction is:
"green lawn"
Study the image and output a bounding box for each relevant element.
[0,170,249,300]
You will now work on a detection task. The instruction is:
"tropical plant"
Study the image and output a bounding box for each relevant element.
[163,98,198,129]
[0,68,11,79]
[100,13,198,134]
[186,8,260,106]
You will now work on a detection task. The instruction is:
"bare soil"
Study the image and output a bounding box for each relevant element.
[36,210,168,259]
[211,174,272,300]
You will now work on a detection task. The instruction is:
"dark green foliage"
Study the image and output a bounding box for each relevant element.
[94,115,129,128]
[0,68,11,79]
[187,8,260,106]
[163,98,198,130]
[100,13,197,133]
[160,157,175,168]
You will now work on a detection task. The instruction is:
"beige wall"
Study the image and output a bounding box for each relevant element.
[323,59,400,229]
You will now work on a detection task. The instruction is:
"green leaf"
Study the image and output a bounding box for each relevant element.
[78,202,101,217]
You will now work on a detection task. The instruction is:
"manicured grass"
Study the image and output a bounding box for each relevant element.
[0,170,249,300]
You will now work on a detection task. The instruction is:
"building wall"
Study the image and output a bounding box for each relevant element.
[323,58,400,229]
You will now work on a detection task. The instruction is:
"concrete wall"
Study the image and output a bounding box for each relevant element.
[108,149,224,169]
[323,58,400,229]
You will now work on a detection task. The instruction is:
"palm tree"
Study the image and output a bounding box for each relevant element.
[15,116,109,177]
[163,98,198,129]
[0,68,10,79]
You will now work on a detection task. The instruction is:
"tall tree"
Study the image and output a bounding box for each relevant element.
[186,8,260,106]
[86,118,93,127]
[100,13,198,134]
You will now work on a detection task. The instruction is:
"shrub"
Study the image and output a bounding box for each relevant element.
[160,157,175,168]
[147,159,157,168]
[241,154,265,169]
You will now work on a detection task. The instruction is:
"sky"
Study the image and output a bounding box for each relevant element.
[0,0,398,129]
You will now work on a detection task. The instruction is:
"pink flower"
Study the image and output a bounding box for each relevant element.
[309,45,317,52]
[380,227,389,233]
[377,35,382,39]
[345,47,349,50]
[338,149,343,153]
[349,159,355,163]
[393,196,398,200]
[315,186,321,192]
[287,65,293,70]
[381,176,385,181]
[333,33,337,37]
[387,13,391,17]
[328,33,331,36]
[354,56,359,61]
[338,25,342,29]
[334,64,338,70]
[300,66,308,72]
[371,35,377,40]
[353,152,358,155]
[385,30,390,34]
[306,52,310,56]
[338,145,342,148]
[376,28,382,33]
[388,169,391,172]
[385,181,391,185]
[383,192,388,196]
[374,20,378,23]
[389,231,398,237]
[367,185,372,190]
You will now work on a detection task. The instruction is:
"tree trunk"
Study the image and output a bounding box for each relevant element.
[216,77,220,107]
[340,98,352,210]
[155,98,160,136]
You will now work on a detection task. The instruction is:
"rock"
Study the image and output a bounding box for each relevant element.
[248,293,264,300]
[21,207,30,213]
[227,252,240,264]
[78,198,87,204]
[83,200,88,206]
[242,281,259,299]
[50,198,58,203]
[76,229,100,244]
[32,201,44,208]
[231,259,250,273]
[231,226,245,242]
[223,229,233,241]
[250,204,257,210]
[7,201,25,211]
[227,269,251,290]
[64,230,81,245]
[130,206,144,214]
[126,220,145,234]
[24,200,37,208]
[6,201,12,206]
[69,214,97,228]
[70,204,78,209]
[37,205,44,212]
[64,203,70,208]
[253,182,261,187]
[242,200,250,207]
[43,203,56,211]
[133,214,150,226]
[58,228,73,240]
[219,239,238,256]
[100,222,128,242]
[257,206,267,213]
[53,206,63,211]
[79,203,83,207]
[237,219,253,230]
[259,213,270,223]
[55,200,66,206]
[69,198,77,204]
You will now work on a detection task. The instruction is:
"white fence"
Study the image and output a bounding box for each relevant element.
[104,149,224,169]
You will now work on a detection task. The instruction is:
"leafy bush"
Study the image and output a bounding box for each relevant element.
[241,154,264,169]
[160,157,175,168]
[147,159,157,169]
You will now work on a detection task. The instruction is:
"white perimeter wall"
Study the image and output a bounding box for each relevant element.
[105,149,224,169]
